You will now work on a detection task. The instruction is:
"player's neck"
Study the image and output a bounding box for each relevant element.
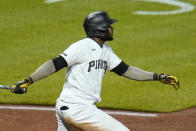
[91,37,105,48]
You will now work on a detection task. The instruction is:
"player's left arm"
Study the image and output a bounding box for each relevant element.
[111,61,179,89]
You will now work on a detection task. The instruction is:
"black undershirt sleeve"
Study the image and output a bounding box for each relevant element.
[111,61,129,76]
[52,56,68,72]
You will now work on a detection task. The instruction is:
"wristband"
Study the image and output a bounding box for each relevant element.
[153,73,159,80]
[27,77,34,84]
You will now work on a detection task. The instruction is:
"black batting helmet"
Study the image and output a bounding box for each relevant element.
[83,11,117,39]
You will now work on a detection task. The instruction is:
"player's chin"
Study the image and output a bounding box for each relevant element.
[103,36,114,41]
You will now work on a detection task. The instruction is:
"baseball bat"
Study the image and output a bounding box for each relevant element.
[0,85,15,90]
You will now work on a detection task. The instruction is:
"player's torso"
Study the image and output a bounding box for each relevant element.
[64,38,110,102]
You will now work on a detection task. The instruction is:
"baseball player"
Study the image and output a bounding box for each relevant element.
[12,11,179,131]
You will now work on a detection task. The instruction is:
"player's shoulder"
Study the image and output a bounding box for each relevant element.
[68,38,88,49]
[71,38,90,47]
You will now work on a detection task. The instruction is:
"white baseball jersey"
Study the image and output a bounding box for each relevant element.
[59,38,121,104]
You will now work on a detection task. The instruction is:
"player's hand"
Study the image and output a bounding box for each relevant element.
[12,78,33,94]
[159,73,179,90]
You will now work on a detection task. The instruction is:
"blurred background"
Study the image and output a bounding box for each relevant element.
[0,0,196,112]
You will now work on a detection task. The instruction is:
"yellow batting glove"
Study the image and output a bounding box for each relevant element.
[12,77,33,94]
[159,73,180,90]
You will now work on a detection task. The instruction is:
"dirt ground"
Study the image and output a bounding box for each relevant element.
[0,105,196,131]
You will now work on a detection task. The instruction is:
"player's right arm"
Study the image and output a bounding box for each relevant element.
[12,56,68,94]
[30,56,67,83]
